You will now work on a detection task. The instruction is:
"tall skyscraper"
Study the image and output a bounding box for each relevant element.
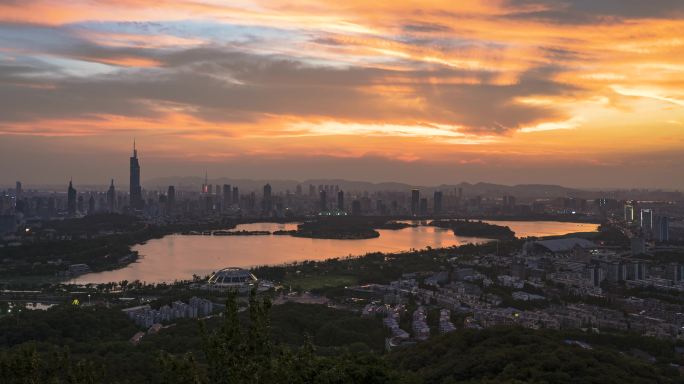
[232,186,239,207]
[15,181,22,199]
[222,184,231,209]
[247,192,256,211]
[67,180,77,216]
[411,189,420,215]
[129,141,142,209]
[107,179,116,213]
[419,197,428,215]
[640,208,653,232]
[654,215,669,242]
[167,186,176,213]
[433,191,443,214]
[262,184,272,214]
[201,172,209,194]
[624,203,635,223]
[337,190,344,211]
[319,189,327,212]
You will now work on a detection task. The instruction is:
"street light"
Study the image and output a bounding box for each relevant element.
[88,294,91,306]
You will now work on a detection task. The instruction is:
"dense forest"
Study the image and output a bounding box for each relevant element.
[1,292,682,383]
[293,217,381,239]
[429,220,516,239]
[389,327,683,384]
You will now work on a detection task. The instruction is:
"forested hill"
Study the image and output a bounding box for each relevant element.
[1,301,683,383]
[430,219,516,239]
[389,327,683,384]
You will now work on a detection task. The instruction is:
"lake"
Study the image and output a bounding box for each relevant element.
[73,220,598,284]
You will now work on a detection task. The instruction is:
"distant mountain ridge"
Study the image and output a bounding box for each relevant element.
[144,176,597,198]
[8,177,681,200]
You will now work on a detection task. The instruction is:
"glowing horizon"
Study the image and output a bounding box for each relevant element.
[1,0,683,188]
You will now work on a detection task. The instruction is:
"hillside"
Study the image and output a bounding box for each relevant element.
[389,327,683,384]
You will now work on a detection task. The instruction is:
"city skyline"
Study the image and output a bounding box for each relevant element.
[1,1,683,188]
[2,2,684,379]
[2,141,683,191]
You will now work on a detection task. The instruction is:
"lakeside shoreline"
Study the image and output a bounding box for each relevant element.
[3,217,600,285]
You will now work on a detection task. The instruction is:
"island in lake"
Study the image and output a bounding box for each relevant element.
[291,217,381,239]
[213,230,271,236]
[374,221,418,230]
[429,219,515,239]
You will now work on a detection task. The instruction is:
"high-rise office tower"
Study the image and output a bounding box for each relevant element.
[411,189,420,215]
[67,180,77,216]
[107,179,116,212]
[419,198,428,215]
[337,190,344,211]
[319,189,327,212]
[232,186,239,207]
[247,192,256,211]
[654,215,669,242]
[15,181,22,199]
[434,191,443,214]
[222,184,231,208]
[262,184,272,214]
[624,203,635,223]
[201,172,209,194]
[167,186,175,212]
[640,208,653,232]
[129,141,142,209]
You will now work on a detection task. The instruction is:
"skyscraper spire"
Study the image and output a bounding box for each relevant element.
[130,141,142,209]
[67,179,77,216]
[107,178,116,213]
[202,170,209,194]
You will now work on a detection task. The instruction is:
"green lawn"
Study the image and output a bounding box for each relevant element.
[283,274,358,290]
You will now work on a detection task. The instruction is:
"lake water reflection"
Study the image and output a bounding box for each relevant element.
[74,220,598,284]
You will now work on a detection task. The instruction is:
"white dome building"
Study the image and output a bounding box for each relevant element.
[205,267,258,291]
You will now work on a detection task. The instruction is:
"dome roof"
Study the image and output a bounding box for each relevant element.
[207,267,258,286]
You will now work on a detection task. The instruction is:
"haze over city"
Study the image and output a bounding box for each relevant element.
[4,2,684,384]
[1,1,683,188]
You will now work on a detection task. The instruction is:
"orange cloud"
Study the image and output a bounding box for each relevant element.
[0,0,682,185]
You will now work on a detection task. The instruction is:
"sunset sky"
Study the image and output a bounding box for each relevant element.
[1,0,683,188]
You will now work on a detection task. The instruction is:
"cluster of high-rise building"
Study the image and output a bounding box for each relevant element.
[1,141,682,244]
[122,297,214,328]
[623,201,670,242]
